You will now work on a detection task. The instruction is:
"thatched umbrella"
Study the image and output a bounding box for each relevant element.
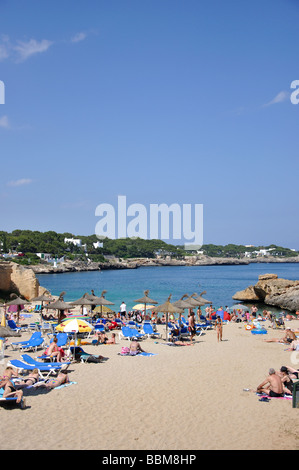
[184,293,206,307]
[193,290,212,305]
[31,292,53,316]
[173,295,194,326]
[43,292,73,324]
[88,290,114,317]
[152,294,183,341]
[134,290,158,315]
[5,294,30,323]
[70,293,94,315]
[0,326,21,338]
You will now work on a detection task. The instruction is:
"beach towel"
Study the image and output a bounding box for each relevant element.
[257,392,292,400]
[53,381,77,390]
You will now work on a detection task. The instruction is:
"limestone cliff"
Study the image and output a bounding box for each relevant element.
[0,261,44,300]
[232,273,299,311]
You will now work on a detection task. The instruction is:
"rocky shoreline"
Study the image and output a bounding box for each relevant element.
[233,273,299,312]
[29,254,299,274]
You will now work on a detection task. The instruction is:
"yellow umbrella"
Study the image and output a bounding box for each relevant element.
[132,304,156,311]
[55,317,94,347]
[0,311,6,357]
[93,305,114,314]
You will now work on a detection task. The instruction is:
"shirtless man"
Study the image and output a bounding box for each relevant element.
[256,368,284,397]
[264,328,296,344]
[188,312,196,341]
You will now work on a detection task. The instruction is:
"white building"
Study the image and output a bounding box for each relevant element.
[64,238,82,247]
[93,241,103,249]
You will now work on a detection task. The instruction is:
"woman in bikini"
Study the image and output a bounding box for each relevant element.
[43,369,70,389]
[14,369,40,388]
[215,315,223,342]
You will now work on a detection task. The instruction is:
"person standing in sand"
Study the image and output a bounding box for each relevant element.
[215,315,223,342]
[188,311,196,341]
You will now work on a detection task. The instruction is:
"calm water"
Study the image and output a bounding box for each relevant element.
[37,263,299,313]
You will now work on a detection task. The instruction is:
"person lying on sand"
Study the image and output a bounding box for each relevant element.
[14,369,40,388]
[42,369,70,389]
[168,340,195,346]
[264,328,296,344]
[256,368,284,398]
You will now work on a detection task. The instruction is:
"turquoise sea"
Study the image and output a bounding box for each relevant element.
[37,262,299,314]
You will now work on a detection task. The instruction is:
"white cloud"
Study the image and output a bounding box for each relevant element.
[0,115,10,129]
[7,178,33,187]
[263,91,289,107]
[71,32,87,43]
[13,38,53,62]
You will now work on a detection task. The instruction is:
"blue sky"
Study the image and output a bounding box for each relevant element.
[0,0,299,248]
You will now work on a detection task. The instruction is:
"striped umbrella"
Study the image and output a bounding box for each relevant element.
[55,318,94,346]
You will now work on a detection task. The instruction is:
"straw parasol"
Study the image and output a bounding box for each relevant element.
[134,290,158,314]
[152,294,183,341]
[5,294,30,323]
[88,290,114,317]
[69,293,94,315]
[0,326,21,338]
[43,292,73,324]
[31,292,53,315]
[172,295,195,326]
[193,290,212,305]
[183,293,206,307]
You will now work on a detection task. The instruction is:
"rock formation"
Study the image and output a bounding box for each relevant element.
[232,273,299,311]
[0,261,44,300]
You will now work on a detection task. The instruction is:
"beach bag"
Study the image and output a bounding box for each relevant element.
[121,346,130,355]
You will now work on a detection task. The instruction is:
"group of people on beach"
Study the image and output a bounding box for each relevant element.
[256,365,299,398]
[0,364,70,408]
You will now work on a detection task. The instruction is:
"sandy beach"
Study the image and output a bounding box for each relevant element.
[1,313,299,451]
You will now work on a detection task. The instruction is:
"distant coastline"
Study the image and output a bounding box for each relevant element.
[29,255,299,275]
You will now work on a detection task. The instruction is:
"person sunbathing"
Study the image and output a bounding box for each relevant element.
[129,339,146,355]
[264,328,297,344]
[43,369,70,389]
[94,331,116,345]
[14,369,40,388]
[0,375,24,404]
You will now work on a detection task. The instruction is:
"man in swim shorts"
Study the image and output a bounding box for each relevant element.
[256,368,284,397]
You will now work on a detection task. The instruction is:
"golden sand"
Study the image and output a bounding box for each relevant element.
[1,314,299,450]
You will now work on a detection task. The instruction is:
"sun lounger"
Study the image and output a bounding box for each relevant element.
[118,326,145,341]
[11,331,42,350]
[69,346,106,363]
[142,322,161,339]
[7,320,24,333]
[20,354,70,369]
[7,359,58,379]
[0,388,26,408]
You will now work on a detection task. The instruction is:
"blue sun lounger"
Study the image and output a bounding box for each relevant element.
[7,359,58,379]
[119,326,145,341]
[11,331,43,351]
[20,354,70,369]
